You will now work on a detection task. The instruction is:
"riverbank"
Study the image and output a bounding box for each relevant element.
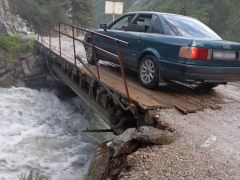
[0,35,51,88]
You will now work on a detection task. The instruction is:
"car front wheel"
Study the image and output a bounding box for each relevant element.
[139,55,159,89]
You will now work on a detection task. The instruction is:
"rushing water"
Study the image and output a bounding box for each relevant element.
[0,87,105,180]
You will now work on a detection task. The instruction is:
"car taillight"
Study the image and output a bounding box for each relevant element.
[179,46,211,60]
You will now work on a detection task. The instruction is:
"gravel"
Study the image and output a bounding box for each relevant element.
[120,84,240,180]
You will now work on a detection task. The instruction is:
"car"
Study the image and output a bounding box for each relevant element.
[84,11,240,90]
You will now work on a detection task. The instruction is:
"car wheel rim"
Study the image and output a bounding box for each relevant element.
[140,59,155,84]
[86,46,93,61]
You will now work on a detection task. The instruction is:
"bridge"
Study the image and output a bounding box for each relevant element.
[36,22,240,134]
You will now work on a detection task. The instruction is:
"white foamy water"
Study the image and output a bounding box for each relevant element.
[0,87,101,180]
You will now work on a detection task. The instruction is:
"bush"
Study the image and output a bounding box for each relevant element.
[0,35,35,62]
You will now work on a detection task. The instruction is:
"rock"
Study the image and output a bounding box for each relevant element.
[21,58,32,76]
[0,51,48,88]
[14,79,25,87]
[85,143,111,180]
[110,126,178,157]
[15,66,24,78]
[0,67,6,75]
[0,0,15,34]
[86,127,178,180]
[0,70,15,87]
[21,55,45,76]
[109,128,138,157]
[0,54,6,68]
[136,126,177,145]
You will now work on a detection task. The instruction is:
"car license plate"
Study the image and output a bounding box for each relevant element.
[213,50,236,60]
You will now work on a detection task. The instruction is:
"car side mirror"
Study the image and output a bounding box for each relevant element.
[100,24,107,31]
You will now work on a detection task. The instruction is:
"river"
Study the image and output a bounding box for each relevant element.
[0,87,105,180]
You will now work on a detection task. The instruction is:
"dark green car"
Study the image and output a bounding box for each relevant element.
[85,11,240,89]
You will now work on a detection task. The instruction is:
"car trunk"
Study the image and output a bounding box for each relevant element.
[190,39,240,66]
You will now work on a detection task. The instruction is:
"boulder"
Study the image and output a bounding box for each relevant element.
[110,126,178,158]
[0,70,15,87]
[21,55,46,76]
[86,126,178,180]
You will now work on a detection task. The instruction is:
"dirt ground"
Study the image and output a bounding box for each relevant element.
[119,83,240,180]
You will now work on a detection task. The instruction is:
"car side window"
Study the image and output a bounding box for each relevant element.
[129,14,153,33]
[150,15,164,34]
[110,15,134,31]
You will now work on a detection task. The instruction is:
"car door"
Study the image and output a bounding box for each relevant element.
[111,14,155,69]
[95,14,136,63]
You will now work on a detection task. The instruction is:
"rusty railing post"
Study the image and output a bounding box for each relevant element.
[37,32,40,42]
[91,32,100,80]
[72,25,77,66]
[40,29,43,44]
[58,23,62,58]
[115,41,130,101]
[40,21,43,44]
[49,23,51,50]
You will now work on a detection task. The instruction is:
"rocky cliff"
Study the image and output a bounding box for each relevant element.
[0,0,15,34]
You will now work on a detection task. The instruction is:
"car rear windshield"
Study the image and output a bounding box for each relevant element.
[162,14,222,40]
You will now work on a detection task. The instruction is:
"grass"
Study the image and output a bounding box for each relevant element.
[19,171,48,180]
[0,34,35,62]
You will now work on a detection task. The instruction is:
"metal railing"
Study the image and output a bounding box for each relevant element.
[37,22,131,101]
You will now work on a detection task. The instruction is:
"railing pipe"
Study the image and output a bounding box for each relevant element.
[59,23,128,46]
[49,24,51,50]
[58,23,62,57]
[72,25,77,66]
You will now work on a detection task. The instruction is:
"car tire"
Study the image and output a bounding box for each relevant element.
[138,55,159,89]
[84,40,96,65]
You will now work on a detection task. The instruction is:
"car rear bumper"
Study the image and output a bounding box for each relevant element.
[159,60,240,83]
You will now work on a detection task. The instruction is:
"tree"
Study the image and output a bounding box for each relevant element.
[9,0,68,32]
[67,0,95,28]
[8,0,95,32]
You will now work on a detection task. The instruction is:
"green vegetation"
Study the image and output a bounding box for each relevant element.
[9,0,67,31]
[8,0,95,31]
[19,171,48,180]
[0,35,35,62]
[84,166,98,180]
[67,0,95,28]
[93,0,240,41]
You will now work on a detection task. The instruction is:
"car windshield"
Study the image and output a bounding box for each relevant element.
[162,14,222,40]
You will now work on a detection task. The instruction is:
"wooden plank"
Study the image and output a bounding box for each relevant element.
[81,65,169,110]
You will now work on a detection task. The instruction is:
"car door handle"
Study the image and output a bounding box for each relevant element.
[138,38,142,42]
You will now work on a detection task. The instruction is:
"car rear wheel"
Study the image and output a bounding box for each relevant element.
[85,41,96,65]
[139,55,159,89]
